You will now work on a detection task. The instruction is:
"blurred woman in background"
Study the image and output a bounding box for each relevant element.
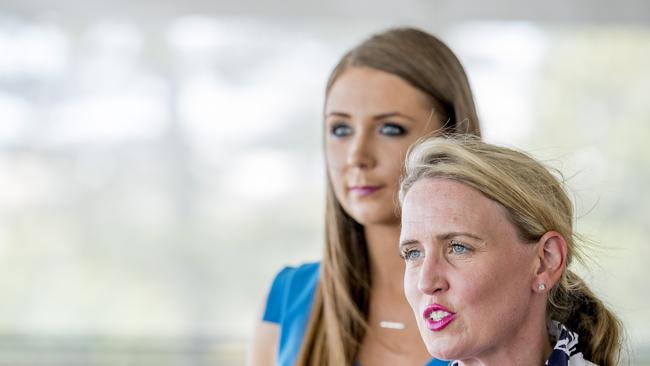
[248,27,481,366]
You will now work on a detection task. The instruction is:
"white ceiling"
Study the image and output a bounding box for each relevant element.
[1,0,649,28]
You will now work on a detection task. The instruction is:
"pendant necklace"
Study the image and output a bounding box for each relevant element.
[379,320,405,330]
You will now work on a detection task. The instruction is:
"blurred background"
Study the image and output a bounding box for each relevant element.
[0,0,649,365]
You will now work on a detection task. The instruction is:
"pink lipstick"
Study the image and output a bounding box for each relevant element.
[349,186,382,197]
[423,304,456,331]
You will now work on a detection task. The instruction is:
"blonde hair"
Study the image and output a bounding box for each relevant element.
[399,135,623,366]
[297,27,482,365]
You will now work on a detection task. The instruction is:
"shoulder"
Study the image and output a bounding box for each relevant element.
[281,261,320,280]
[270,262,320,299]
[262,262,320,324]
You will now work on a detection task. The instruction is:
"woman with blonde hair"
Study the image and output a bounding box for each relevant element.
[399,136,623,365]
[248,27,481,366]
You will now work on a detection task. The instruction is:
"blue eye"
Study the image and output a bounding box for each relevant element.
[449,242,469,255]
[402,249,422,262]
[379,123,406,136]
[330,123,352,137]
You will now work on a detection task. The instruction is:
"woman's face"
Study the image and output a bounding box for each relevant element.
[400,178,541,362]
[325,67,441,226]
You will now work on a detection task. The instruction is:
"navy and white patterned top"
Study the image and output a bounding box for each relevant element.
[449,321,597,366]
[545,320,597,366]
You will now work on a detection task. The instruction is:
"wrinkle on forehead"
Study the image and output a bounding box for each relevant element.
[401,178,518,243]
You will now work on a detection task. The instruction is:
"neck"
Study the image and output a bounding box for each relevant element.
[364,223,405,292]
[360,222,430,362]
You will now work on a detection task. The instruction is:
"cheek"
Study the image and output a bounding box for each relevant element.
[384,136,422,170]
[403,269,420,309]
[325,141,346,171]
[453,268,503,310]
[393,141,412,161]
[379,146,409,181]
[327,175,346,206]
[325,149,345,182]
[455,262,530,319]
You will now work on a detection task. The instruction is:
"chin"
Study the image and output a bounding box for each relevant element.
[350,211,399,226]
[422,336,463,362]
[427,348,461,362]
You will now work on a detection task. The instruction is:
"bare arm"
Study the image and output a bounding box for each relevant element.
[246,297,279,366]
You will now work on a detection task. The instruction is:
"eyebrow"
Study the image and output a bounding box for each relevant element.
[325,111,350,118]
[399,231,485,248]
[399,239,419,248]
[325,111,417,122]
[438,232,485,242]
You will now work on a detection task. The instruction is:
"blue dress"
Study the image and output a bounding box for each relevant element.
[263,262,449,366]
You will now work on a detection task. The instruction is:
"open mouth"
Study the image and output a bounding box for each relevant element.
[423,304,456,331]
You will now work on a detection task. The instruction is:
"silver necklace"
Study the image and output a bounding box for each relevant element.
[379,320,405,330]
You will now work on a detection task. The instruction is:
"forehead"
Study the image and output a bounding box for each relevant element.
[401,178,512,235]
[325,67,430,112]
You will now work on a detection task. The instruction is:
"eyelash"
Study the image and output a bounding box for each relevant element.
[400,248,422,262]
[379,123,407,136]
[330,123,352,137]
[329,122,407,138]
[400,241,472,262]
[449,240,471,255]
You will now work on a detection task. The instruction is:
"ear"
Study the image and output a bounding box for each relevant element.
[532,231,568,293]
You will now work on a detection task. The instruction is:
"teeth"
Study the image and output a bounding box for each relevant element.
[429,310,450,322]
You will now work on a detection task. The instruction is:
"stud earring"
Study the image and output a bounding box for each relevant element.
[537,283,546,291]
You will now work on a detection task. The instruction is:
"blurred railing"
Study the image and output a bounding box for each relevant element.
[0,335,246,366]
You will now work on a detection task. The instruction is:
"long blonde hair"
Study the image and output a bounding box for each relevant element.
[297,27,482,365]
[399,135,623,366]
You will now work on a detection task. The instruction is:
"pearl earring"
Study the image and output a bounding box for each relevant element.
[537,283,546,291]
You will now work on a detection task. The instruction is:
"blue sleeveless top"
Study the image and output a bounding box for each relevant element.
[262,262,449,366]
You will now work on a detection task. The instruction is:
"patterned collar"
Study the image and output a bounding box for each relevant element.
[545,320,597,366]
[448,321,597,366]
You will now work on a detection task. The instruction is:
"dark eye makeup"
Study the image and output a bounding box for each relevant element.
[328,121,408,138]
[330,123,352,137]
[379,123,407,136]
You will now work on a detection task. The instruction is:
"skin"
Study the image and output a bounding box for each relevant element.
[247,296,277,366]
[325,67,440,227]
[400,178,567,366]
[247,66,444,366]
[324,66,443,365]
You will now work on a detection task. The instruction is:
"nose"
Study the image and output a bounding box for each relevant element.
[417,252,449,295]
[346,129,375,169]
